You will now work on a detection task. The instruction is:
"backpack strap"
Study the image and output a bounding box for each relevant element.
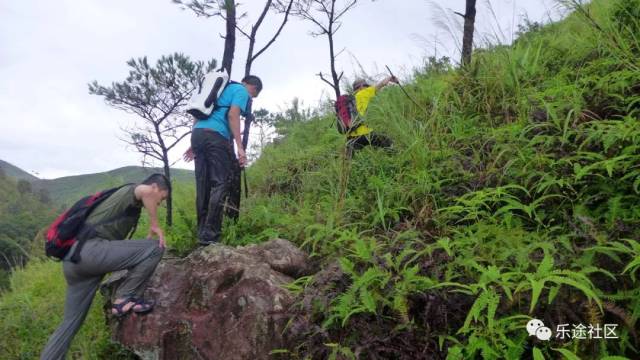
[211,80,241,112]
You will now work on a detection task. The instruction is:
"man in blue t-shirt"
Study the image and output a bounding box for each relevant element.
[184,75,262,245]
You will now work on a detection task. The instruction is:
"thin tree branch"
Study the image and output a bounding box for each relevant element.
[334,0,357,21]
[236,24,251,39]
[252,0,294,62]
[252,0,273,37]
[166,132,192,151]
[317,72,335,88]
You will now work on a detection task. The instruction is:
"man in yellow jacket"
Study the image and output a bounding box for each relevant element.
[347,76,397,152]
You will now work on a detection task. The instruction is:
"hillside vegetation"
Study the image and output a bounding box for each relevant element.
[0,0,639,358]
[229,0,640,358]
[0,174,55,288]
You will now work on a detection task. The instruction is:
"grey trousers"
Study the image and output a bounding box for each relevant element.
[40,238,164,360]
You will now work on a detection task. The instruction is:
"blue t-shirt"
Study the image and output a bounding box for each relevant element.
[193,82,250,139]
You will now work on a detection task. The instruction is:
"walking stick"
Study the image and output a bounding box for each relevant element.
[385,65,429,117]
[241,100,254,200]
[242,168,248,199]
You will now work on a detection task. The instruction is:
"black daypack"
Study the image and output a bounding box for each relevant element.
[45,185,135,262]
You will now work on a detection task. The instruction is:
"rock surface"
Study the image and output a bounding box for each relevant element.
[101,239,311,360]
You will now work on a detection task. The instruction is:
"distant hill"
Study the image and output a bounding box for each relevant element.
[0,160,194,206]
[0,160,39,182]
[37,166,195,206]
[0,174,55,272]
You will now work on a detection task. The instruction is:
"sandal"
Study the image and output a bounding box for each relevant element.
[131,298,155,314]
[111,298,135,318]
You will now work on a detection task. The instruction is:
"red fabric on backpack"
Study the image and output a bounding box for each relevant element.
[45,186,123,261]
[335,94,357,134]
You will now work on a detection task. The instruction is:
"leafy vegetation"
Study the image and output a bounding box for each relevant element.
[231,0,639,358]
[0,174,55,288]
[1,0,639,358]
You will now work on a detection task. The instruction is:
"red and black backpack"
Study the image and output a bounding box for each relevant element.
[335,94,358,134]
[45,185,128,262]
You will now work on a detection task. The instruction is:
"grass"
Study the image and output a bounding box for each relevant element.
[231,0,640,357]
[0,260,134,359]
[1,0,640,358]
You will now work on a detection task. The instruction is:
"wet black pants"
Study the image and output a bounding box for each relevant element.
[191,129,239,244]
[346,132,393,157]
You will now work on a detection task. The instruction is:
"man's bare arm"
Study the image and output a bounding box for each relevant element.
[375,76,399,91]
[135,185,166,247]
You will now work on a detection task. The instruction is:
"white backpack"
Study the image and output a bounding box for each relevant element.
[187,69,230,120]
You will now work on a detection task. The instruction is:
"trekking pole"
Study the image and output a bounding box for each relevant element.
[385,65,430,117]
[242,168,249,199]
[241,100,254,200]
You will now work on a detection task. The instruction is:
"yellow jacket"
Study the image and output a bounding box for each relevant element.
[348,86,376,137]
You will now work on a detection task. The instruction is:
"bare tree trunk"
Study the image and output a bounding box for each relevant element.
[243,0,271,78]
[241,0,269,154]
[221,0,237,73]
[162,153,173,227]
[460,0,477,66]
[327,0,341,98]
[242,0,293,152]
[154,122,173,227]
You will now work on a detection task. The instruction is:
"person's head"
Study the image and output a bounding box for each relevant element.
[352,79,370,93]
[141,173,171,202]
[242,75,263,98]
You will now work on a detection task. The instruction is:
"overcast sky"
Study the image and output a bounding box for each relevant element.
[0,0,563,179]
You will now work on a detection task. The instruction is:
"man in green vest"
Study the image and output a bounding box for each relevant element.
[41,174,170,360]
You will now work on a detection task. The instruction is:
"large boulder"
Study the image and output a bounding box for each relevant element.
[100,239,311,360]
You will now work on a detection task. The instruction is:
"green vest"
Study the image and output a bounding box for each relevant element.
[83,185,142,240]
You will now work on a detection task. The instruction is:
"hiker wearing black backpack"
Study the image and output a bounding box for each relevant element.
[41,174,170,360]
[183,75,263,246]
[336,76,398,154]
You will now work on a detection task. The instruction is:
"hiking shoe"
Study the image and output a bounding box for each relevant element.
[198,228,220,245]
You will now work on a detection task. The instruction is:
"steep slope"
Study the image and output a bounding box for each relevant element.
[229,0,640,358]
